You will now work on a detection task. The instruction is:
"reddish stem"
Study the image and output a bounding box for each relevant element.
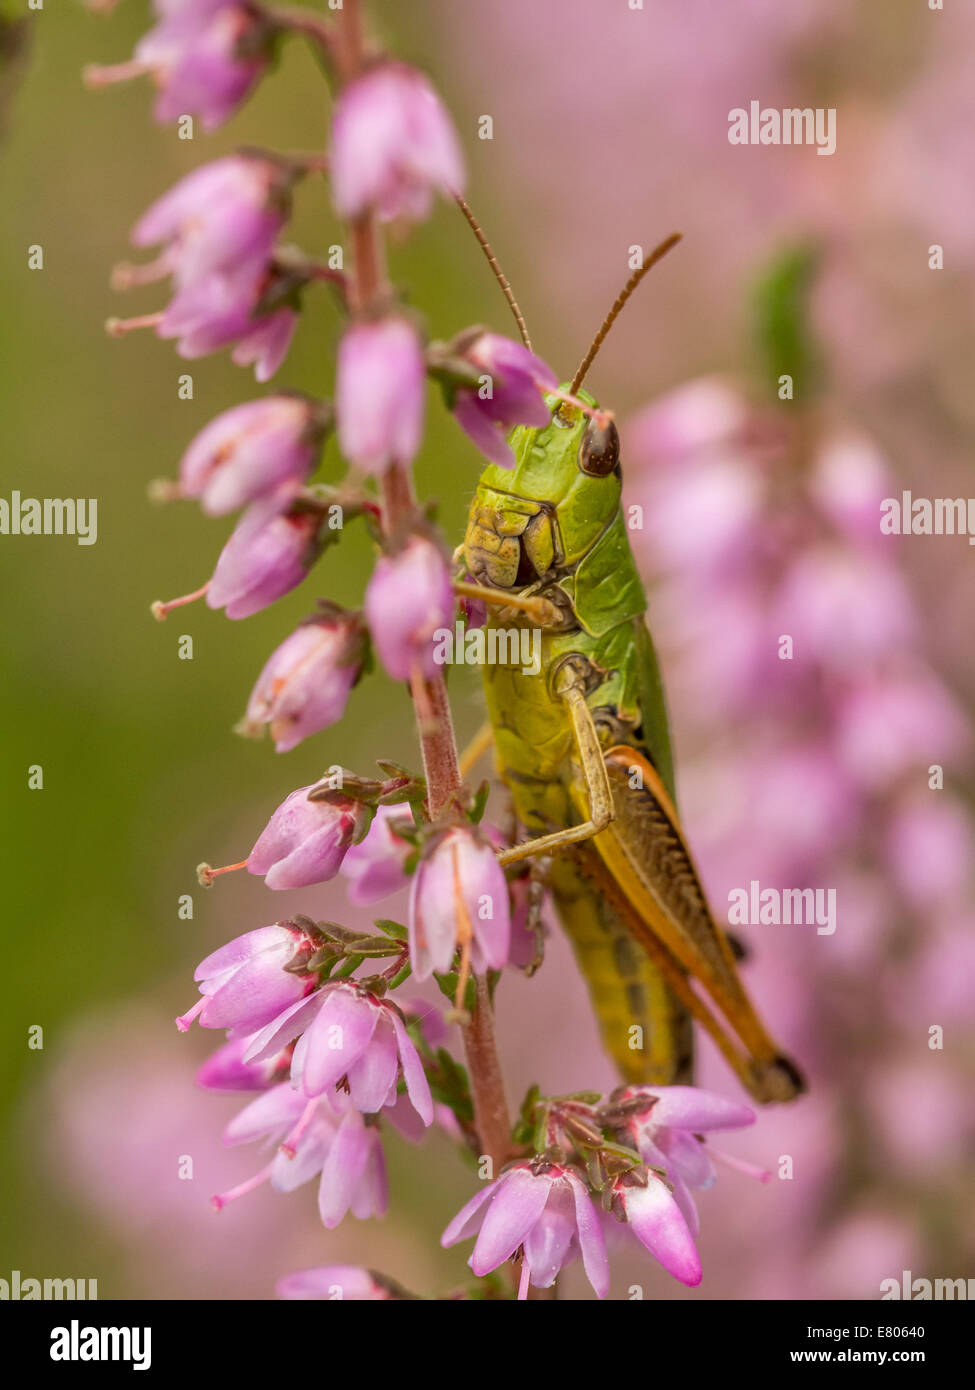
[336,0,512,1172]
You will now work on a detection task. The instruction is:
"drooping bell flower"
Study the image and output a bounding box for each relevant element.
[215,1082,388,1229]
[606,1167,702,1287]
[245,982,433,1124]
[607,1084,761,1235]
[336,316,426,475]
[240,606,367,752]
[175,394,327,517]
[85,2,272,132]
[206,496,328,620]
[126,155,289,290]
[442,1161,609,1299]
[448,331,558,468]
[330,62,465,223]
[175,921,319,1034]
[408,825,510,980]
[364,535,455,682]
[246,783,366,890]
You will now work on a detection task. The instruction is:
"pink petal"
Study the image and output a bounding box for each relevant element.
[566,1171,610,1299]
[317,1110,371,1229]
[347,1016,399,1114]
[300,988,378,1097]
[625,1178,702,1287]
[389,1008,434,1126]
[646,1085,755,1133]
[470,1168,551,1276]
[441,1181,498,1248]
[242,991,323,1065]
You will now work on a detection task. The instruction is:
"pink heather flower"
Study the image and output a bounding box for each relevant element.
[86,2,270,132]
[340,806,413,905]
[177,395,325,518]
[450,333,559,467]
[157,263,298,382]
[336,317,426,474]
[330,62,465,223]
[364,535,455,682]
[109,156,299,379]
[195,1035,288,1092]
[608,1170,702,1287]
[131,156,287,290]
[277,1266,392,1301]
[246,784,364,890]
[176,922,318,1034]
[612,1085,761,1235]
[244,982,432,1124]
[442,1162,609,1299]
[207,497,326,620]
[241,610,366,752]
[408,825,510,981]
[218,1082,387,1229]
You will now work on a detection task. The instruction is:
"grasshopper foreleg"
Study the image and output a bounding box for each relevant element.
[453,579,565,628]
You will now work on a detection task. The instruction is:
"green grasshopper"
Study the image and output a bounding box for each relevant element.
[454,213,804,1104]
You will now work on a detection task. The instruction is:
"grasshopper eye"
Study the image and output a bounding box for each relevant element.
[578,417,620,477]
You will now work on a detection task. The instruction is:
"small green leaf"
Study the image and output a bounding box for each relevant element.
[468,779,490,825]
[373,918,408,941]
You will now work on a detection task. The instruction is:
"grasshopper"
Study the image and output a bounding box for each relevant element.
[454,211,804,1104]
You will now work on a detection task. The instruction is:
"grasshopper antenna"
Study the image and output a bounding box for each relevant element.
[454,192,533,351]
[570,232,682,394]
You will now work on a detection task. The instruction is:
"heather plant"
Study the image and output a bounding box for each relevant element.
[85,0,782,1300]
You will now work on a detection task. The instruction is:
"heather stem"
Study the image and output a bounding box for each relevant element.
[336,0,512,1172]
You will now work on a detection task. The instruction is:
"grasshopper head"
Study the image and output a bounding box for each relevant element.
[464,385,622,591]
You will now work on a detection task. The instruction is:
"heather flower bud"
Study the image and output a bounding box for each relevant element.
[442,1162,609,1299]
[207,496,329,620]
[330,62,465,223]
[247,784,365,890]
[364,535,455,682]
[241,607,366,752]
[176,921,318,1034]
[448,331,558,467]
[336,317,426,475]
[408,825,510,980]
[177,394,327,517]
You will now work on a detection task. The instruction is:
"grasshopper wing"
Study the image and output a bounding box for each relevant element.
[572,747,805,1104]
